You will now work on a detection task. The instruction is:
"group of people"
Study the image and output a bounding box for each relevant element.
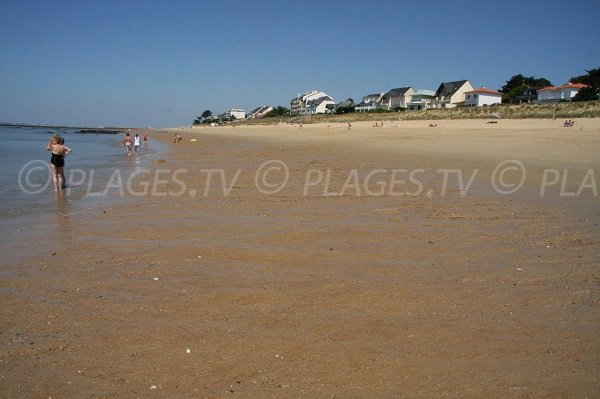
[47,134,72,192]
[563,119,576,127]
[123,131,149,155]
[46,130,152,193]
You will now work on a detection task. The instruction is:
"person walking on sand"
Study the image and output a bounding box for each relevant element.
[134,133,141,153]
[47,134,72,191]
[143,131,148,145]
[123,132,133,155]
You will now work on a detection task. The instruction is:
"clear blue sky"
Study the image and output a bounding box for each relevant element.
[1,0,599,127]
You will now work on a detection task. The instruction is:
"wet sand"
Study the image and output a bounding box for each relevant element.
[1,119,599,397]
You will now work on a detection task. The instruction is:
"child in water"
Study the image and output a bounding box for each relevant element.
[47,134,72,191]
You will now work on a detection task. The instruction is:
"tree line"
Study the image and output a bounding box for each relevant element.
[500,67,600,103]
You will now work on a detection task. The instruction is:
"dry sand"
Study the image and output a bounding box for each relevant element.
[1,119,599,397]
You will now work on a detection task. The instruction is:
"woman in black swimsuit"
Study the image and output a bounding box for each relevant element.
[47,135,72,191]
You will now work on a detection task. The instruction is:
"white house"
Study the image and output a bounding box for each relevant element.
[381,87,415,110]
[464,87,503,107]
[248,105,273,119]
[537,83,589,103]
[355,93,384,112]
[407,89,435,110]
[430,80,474,108]
[290,90,336,115]
[224,109,246,119]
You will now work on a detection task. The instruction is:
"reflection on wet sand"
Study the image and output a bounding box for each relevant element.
[53,190,72,243]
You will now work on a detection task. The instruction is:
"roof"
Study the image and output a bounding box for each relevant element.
[412,89,436,97]
[384,87,412,97]
[356,101,378,107]
[434,80,469,98]
[538,82,589,91]
[466,87,502,96]
[337,100,355,107]
[306,96,334,106]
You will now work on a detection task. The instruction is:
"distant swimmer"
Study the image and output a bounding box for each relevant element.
[47,134,72,191]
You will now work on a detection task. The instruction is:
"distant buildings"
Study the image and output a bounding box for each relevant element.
[355,93,384,112]
[407,89,435,110]
[430,80,474,108]
[224,109,246,119]
[291,90,336,115]
[464,87,503,107]
[537,83,589,103]
[248,105,273,119]
[207,76,590,122]
[515,88,539,104]
[381,87,415,110]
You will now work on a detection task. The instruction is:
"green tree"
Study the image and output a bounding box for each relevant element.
[500,74,552,103]
[569,67,600,102]
[201,110,212,119]
[570,67,600,88]
[572,86,599,102]
[264,106,290,117]
[193,116,203,125]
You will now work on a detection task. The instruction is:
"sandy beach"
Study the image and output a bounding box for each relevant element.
[1,119,599,397]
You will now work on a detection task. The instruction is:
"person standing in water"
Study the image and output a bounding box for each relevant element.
[123,132,133,155]
[134,133,141,153]
[47,134,72,191]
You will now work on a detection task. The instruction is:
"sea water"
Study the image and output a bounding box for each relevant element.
[0,125,168,253]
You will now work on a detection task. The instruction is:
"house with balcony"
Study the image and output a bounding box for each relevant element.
[515,88,539,104]
[224,109,246,119]
[355,93,385,112]
[464,87,503,107]
[407,89,435,110]
[290,90,336,115]
[537,82,589,103]
[380,87,415,110]
[430,80,474,108]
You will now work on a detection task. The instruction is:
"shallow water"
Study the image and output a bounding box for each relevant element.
[0,126,168,252]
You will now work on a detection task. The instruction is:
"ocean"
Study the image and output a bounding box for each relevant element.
[0,125,168,255]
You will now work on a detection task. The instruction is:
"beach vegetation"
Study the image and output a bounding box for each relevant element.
[571,67,600,102]
[264,106,290,117]
[570,67,600,88]
[500,74,552,104]
[572,86,599,102]
[335,98,356,114]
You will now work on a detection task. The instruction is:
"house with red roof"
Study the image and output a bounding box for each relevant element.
[464,87,503,107]
[537,83,589,103]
